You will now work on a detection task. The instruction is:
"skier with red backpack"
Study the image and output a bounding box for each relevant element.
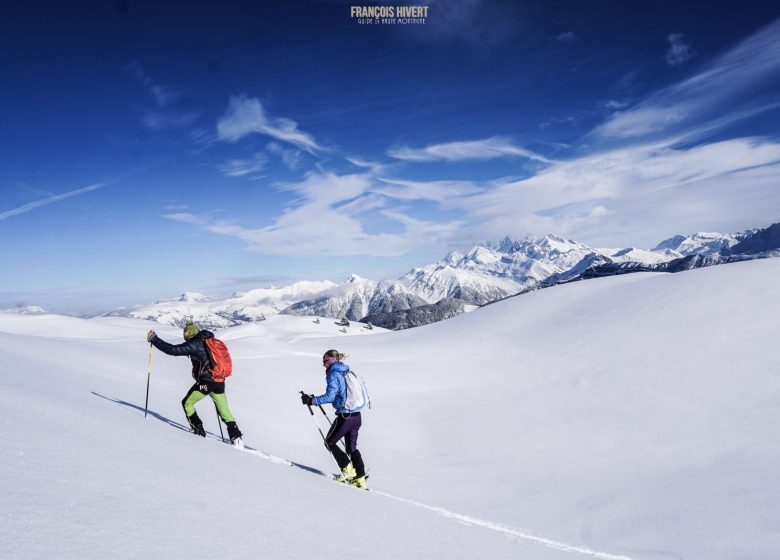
[147,321,244,447]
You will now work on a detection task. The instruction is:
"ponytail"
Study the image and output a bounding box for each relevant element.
[324,349,346,360]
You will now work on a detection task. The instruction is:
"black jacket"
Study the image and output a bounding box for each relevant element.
[151,330,215,383]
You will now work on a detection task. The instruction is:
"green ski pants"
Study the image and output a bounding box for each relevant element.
[182,384,235,423]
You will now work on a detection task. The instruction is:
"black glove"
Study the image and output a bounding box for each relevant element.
[147,330,157,343]
[300,393,313,406]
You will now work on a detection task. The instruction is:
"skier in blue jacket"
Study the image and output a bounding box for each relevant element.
[301,349,367,489]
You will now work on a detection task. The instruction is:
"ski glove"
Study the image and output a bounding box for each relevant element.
[147,330,157,342]
[300,393,313,406]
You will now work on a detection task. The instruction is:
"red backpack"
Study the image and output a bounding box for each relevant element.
[204,338,233,382]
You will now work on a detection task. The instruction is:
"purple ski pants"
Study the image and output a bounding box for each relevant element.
[325,412,365,477]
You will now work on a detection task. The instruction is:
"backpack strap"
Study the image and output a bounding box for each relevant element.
[199,340,215,374]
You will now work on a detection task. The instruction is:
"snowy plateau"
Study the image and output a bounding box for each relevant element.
[2,258,779,559]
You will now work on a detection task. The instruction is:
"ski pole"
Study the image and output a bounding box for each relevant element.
[302,391,349,453]
[301,392,328,443]
[144,343,153,418]
[214,403,225,443]
[317,404,332,423]
[309,395,347,453]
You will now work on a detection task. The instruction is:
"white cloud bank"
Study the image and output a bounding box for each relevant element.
[457,137,780,247]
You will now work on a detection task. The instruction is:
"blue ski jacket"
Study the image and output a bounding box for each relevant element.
[312,361,350,413]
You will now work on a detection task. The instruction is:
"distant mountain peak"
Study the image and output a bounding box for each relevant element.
[653,229,750,255]
[494,236,522,253]
[344,273,369,284]
[177,292,209,303]
[2,305,45,315]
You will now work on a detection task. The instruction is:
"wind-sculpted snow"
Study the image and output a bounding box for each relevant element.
[2,259,779,559]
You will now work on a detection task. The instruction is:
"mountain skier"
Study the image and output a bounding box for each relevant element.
[146,321,244,447]
[301,349,368,489]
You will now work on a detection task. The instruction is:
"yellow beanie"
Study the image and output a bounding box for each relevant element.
[183,321,200,340]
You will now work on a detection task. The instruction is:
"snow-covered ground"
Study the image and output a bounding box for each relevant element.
[2,259,779,559]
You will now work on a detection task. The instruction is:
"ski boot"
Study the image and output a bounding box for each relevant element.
[347,476,367,490]
[226,421,244,449]
[187,413,206,437]
[333,463,357,483]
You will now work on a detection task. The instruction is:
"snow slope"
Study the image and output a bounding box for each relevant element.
[2,259,779,559]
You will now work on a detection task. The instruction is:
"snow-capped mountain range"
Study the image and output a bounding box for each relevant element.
[109,280,336,328]
[281,276,427,321]
[400,234,682,306]
[106,224,778,329]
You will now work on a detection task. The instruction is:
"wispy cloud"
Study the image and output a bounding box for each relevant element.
[538,115,579,130]
[600,99,629,111]
[665,32,695,66]
[0,182,107,221]
[164,171,466,257]
[593,18,780,140]
[148,85,180,107]
[555,31,577,43]
[345,156,396,175]
[129,63,182,108]
[217,152,268,179]
[190,129,216,145]
[374,178,483,203]
[414,0,521,46]
[388,136,552,163]
[142,111,201,131]
[267,142,304,170]
[128,62,200,130]
[217,95,322,153]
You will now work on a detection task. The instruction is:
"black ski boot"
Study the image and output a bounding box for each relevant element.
[226,421,244,449]
[187,412,206,437]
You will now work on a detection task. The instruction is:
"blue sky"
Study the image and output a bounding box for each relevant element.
[2,0,779,314]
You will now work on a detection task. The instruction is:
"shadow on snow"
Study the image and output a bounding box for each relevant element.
[90,391,329,478]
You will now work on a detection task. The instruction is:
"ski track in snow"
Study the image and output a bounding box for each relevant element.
[367,489,636,560]
[218,435,636,560]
